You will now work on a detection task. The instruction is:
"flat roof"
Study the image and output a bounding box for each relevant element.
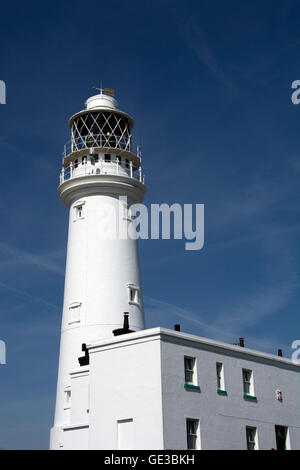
[87,327,300,369]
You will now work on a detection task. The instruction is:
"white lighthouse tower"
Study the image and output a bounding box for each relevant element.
[49,88,300,451]
[50,88,146,448]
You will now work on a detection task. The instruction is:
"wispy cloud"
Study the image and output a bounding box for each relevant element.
[145,164,299,354]
[209,172,299,335]
[209,176,292,231]
[173,4,300,101]
[145,294,238,340]
[144,294,284,353]
[0,280,60,310]
[0,242,63,311]
[211,224,300,250]
[0,242,65,276]
[174,12,232,90]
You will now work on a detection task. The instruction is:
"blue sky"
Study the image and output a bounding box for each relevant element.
[0,0,300,449]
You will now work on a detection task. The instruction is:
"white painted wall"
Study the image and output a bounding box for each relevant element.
[61,425,89,450]
[160,332,300,450]
[70,368,90,425]
[52,191,146,431]
[88,333,164,450]
[52,328,300,450]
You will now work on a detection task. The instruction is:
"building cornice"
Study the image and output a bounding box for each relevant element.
[87,327,300,369]
[58,173,146,207]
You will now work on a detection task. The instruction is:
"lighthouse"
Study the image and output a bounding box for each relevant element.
[50,88,146,447]
[50,89,300,451]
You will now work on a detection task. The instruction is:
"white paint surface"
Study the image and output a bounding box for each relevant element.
[50,92,146,448]
[51,327,300,450]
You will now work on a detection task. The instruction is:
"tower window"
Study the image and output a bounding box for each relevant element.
[128,286,139,304]
[74,159,78,168]
[246,426,258,450]
[105,154,111,162]
[64,388,71,409]
[125,158,130,169]
[76,205,83,219]
[186,419,199,450]
[243,369,254,396]
[94,155,99,162]
[73,201,85,220]
[216,362,225,390]
[184,357,196,385]
[68,302,81,324]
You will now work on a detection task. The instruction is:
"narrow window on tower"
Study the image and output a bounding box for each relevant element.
[184,356,196,385]
[74,159,79,168]
[246,426,258,450]
[125,158,130,169]
[64,388,71,409]
[186,419,200,450]
[243,369,255,397]
[127,285,140,305]
[105,154,111,162]
[73,201,85,221]
[68,302,82,324]
[76,205,83,219]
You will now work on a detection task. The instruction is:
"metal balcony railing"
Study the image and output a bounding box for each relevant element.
[63,133,137,158]
[59,160,145,185]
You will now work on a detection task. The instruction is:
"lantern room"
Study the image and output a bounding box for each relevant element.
[68,89,134,155]
[60,88,143,185]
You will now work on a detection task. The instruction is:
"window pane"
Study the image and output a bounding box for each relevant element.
[243,370,252,394]
[246,427,256,450]
[275,426,287,451]
[186,419,198,450]
[216,363,222,389]
[185,370,193,383]
[184,357,195,383]
[187,435,196,450]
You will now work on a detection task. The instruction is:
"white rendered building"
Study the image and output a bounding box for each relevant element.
[50,89,300,450]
